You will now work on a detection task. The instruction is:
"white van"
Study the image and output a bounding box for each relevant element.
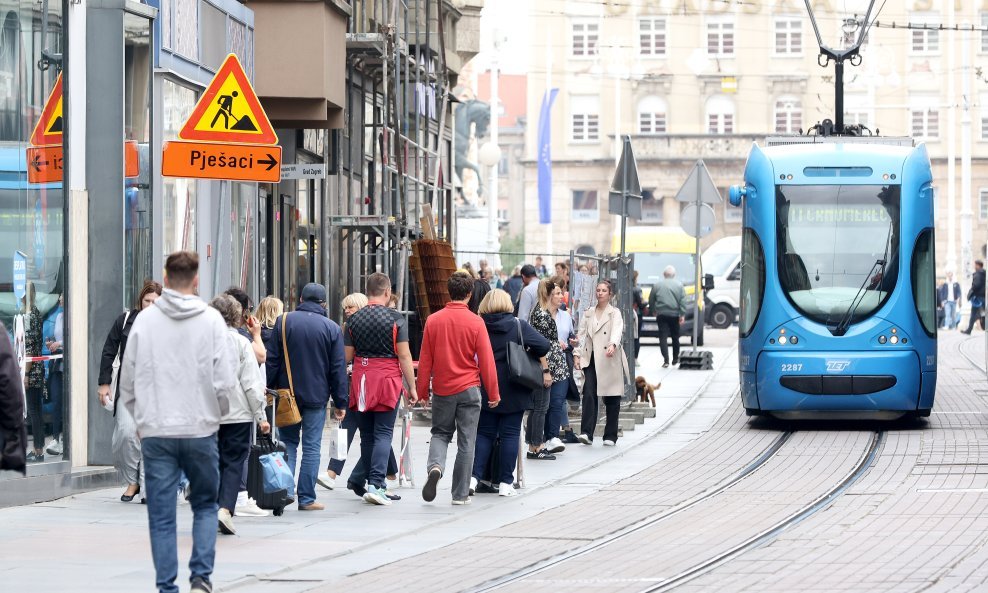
[702,235,741,329]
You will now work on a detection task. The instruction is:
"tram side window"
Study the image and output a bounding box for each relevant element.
[739,228,765,337]
[911,229,937,337]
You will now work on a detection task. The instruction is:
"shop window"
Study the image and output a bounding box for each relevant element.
[162,79,198,255]
[231,183,255,293]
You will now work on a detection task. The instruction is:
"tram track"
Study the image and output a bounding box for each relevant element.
[470,427,885,593]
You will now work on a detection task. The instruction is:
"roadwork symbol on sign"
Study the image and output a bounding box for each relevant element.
[179,54,277,145]
[30,73,63,146]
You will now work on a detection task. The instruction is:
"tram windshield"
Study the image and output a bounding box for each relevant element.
[776,184,900,330]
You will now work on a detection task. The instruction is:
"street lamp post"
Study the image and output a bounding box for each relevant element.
[479,34,503,268]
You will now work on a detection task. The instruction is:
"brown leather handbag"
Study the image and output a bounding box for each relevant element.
[267,313,302,427]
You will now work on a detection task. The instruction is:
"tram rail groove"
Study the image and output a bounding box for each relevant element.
[640,430,885,593]
[467,429,795,593]
[957,334,986,374]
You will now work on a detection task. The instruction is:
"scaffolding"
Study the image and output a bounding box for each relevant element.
[329,0,461,350]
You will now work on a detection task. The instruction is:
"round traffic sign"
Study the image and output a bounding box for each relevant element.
[680,203,716,238]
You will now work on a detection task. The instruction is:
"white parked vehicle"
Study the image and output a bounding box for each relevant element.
[702,235,741,329]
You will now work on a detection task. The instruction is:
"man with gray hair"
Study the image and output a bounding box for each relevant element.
[648,265,686,368]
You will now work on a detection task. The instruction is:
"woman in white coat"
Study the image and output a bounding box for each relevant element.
[574,279,629,445]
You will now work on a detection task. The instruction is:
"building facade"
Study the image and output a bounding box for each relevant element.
[1,0,481,506]
[521,0,988,286]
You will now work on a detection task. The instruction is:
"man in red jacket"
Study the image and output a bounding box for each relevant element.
[418,272,500,504]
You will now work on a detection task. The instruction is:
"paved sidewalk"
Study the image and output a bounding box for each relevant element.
[0,336,739,593]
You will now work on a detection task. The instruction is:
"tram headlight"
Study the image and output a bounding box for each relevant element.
[778,336,787,345]
[890,336,899,344]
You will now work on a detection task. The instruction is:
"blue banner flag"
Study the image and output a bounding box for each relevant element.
[537,88,559,225]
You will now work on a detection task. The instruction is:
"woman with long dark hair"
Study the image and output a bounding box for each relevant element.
[97,280,162,501]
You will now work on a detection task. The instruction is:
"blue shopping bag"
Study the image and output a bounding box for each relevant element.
[258,450,295,495]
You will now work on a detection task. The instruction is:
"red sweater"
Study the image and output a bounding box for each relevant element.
[416,302,500,402]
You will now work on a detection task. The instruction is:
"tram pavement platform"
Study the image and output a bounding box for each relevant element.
[0,334,740,593]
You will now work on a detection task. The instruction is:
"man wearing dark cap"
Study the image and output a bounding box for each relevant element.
[516,264,540,322]
[267,282,348,511]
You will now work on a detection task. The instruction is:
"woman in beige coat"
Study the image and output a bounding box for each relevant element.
[574,279,629,445]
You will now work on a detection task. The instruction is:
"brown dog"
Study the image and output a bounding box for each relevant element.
[635,376,659,407]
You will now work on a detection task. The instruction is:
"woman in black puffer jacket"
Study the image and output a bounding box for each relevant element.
[472,289,550,496]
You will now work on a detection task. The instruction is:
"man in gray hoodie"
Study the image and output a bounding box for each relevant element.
[119,251,237,593]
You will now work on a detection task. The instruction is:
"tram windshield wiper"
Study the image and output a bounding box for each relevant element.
[832,258,884,336]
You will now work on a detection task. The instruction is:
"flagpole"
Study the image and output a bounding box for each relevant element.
[545,28,553,259]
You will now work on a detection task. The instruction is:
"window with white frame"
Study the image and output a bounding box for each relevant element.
[774,18,802,55]
[639,17,667,56]
[982,13,988,52]
[572,190,600,222]
[844,93,871,130]
[571,95,600,142]
[774,97,802,134]
[706,18,735,56]
[572,22,599,57]
[981,93,988,140]
[911,21,939,54]
[910,106,940,139]
[980,189,988,220]
[638,96,668,134]
[706,95,735,134]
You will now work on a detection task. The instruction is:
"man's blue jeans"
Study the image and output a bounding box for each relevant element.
[142,435,220,593]
[349,406,399,489]
[280,405,326,506]
[944,300,958,329]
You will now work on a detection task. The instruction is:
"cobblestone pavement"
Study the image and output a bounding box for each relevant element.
[0,335,739,593]
[5,330,987,593]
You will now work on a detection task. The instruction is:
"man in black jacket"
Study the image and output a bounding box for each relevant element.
[963,260,986,334]
[267,283,348,510]
[0,323,27,474]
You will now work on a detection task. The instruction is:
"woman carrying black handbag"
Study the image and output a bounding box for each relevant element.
[472,289,550,496]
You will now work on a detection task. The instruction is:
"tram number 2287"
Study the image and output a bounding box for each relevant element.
[780,363,804,372]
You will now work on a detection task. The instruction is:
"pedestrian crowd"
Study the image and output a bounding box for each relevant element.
[937,260,986,334]
[0,250,646,593]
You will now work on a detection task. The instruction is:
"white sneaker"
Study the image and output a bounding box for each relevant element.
[217,508,236,535]
[45,437,63,456]
[363,485,392,506]
[603,440,616,447]
[317,473,336,490]
[452,497,472,505]
[469,476,478,496]
[577,433,592,445]
[236,498,271,517]
[498,483,517,497]
[546,437,566,454]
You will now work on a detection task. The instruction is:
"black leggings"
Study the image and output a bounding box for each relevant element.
[25,386,45,450]
[579,357,621,442]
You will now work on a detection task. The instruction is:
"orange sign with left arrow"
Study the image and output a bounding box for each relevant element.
[26,141,139,184]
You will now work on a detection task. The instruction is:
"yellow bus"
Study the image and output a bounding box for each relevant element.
[613,226,704,345]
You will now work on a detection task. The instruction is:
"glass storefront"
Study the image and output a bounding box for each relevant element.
[162,78,198,255]
[0,1,67,465]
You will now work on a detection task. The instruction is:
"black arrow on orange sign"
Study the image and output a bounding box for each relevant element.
[258,154,277,171]
[31,154,48,172]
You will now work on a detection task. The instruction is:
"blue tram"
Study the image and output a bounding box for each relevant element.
[728,137,937,420]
